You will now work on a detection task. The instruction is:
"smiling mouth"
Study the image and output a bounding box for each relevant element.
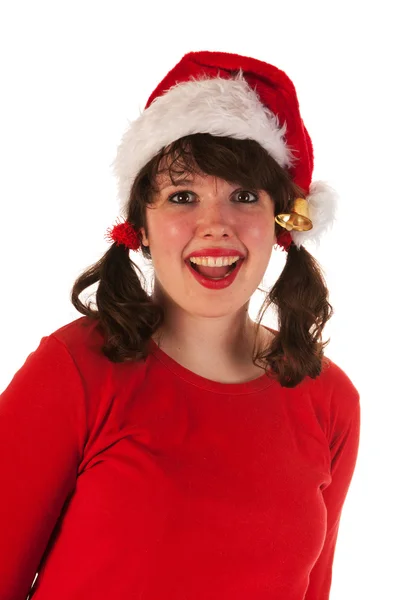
[188,260,239,275]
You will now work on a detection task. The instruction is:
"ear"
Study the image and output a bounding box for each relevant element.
[139,226,150,247]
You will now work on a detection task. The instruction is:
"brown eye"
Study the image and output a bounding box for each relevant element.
[234,190,258,203]
[168,191,196,204]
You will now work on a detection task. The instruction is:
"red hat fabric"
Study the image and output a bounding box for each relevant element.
[112,51,337,249]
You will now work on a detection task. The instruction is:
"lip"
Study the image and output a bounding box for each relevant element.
[185,248,245,259]
[185,258,244,290]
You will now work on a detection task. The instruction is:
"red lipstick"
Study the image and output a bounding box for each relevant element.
[186,248,245,259]
[185,258,244,290]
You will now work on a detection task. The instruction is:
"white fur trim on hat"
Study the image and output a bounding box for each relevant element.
[112,72,297,215]
[291,181,339,249]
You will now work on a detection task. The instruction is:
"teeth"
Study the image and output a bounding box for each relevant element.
[189,256,240,267]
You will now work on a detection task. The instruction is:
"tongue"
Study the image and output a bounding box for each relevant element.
[196,264,232,278]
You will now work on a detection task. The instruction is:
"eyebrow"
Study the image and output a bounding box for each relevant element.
[158,178,196,190]
[157,177,260,193]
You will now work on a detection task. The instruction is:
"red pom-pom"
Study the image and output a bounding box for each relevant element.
[104,218,141,251]
[275,231,293,252]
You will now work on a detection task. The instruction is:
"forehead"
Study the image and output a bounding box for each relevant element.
[155,170,213,189]
[153,150,223,191]
[151,148,268,196]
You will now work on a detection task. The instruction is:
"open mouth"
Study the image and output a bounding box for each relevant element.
[189,260,239,275]
[185,257,244,287]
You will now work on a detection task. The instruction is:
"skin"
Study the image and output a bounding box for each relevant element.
[139,170,277,381]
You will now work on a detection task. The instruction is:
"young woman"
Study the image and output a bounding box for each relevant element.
[0,51,360,600]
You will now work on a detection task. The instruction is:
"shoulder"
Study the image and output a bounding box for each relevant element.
[264,324,360,413]
[49,315,105,355]
[314,356,359,399]
[303,355,360,443]
[262,325,360,442]
[49,315,146,372]
[48,315,149,400]
[45,317,151,451]
[42,316,112,386]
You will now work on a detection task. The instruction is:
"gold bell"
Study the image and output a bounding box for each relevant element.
[275,198,313,232]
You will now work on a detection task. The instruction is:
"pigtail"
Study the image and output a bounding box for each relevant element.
[70,242,163,362]
[254,243,333,387]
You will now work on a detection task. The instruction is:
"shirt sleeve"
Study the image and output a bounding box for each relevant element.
[0,334,87,600]
[304,391,361,599]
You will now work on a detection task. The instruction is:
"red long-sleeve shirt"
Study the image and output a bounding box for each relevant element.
[0,316,360,600]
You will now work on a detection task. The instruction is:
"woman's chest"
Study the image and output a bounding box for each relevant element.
[33,392,332,598]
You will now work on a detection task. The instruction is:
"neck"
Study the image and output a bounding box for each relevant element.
[151,299,264,370]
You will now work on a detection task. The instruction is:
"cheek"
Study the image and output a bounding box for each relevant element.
[238,217,276,274]
[239,217,275,249]
[147,213,191,258]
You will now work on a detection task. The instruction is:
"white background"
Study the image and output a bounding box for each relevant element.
[0,1,398,598]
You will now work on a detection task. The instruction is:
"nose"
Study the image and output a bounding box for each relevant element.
[194,200,236,238]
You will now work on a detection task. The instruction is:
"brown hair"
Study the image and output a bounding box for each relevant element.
[71,134,333,387]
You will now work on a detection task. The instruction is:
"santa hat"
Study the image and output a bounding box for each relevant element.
[112,51,337,249]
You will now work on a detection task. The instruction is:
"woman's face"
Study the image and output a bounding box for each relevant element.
[139,170,277,317]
